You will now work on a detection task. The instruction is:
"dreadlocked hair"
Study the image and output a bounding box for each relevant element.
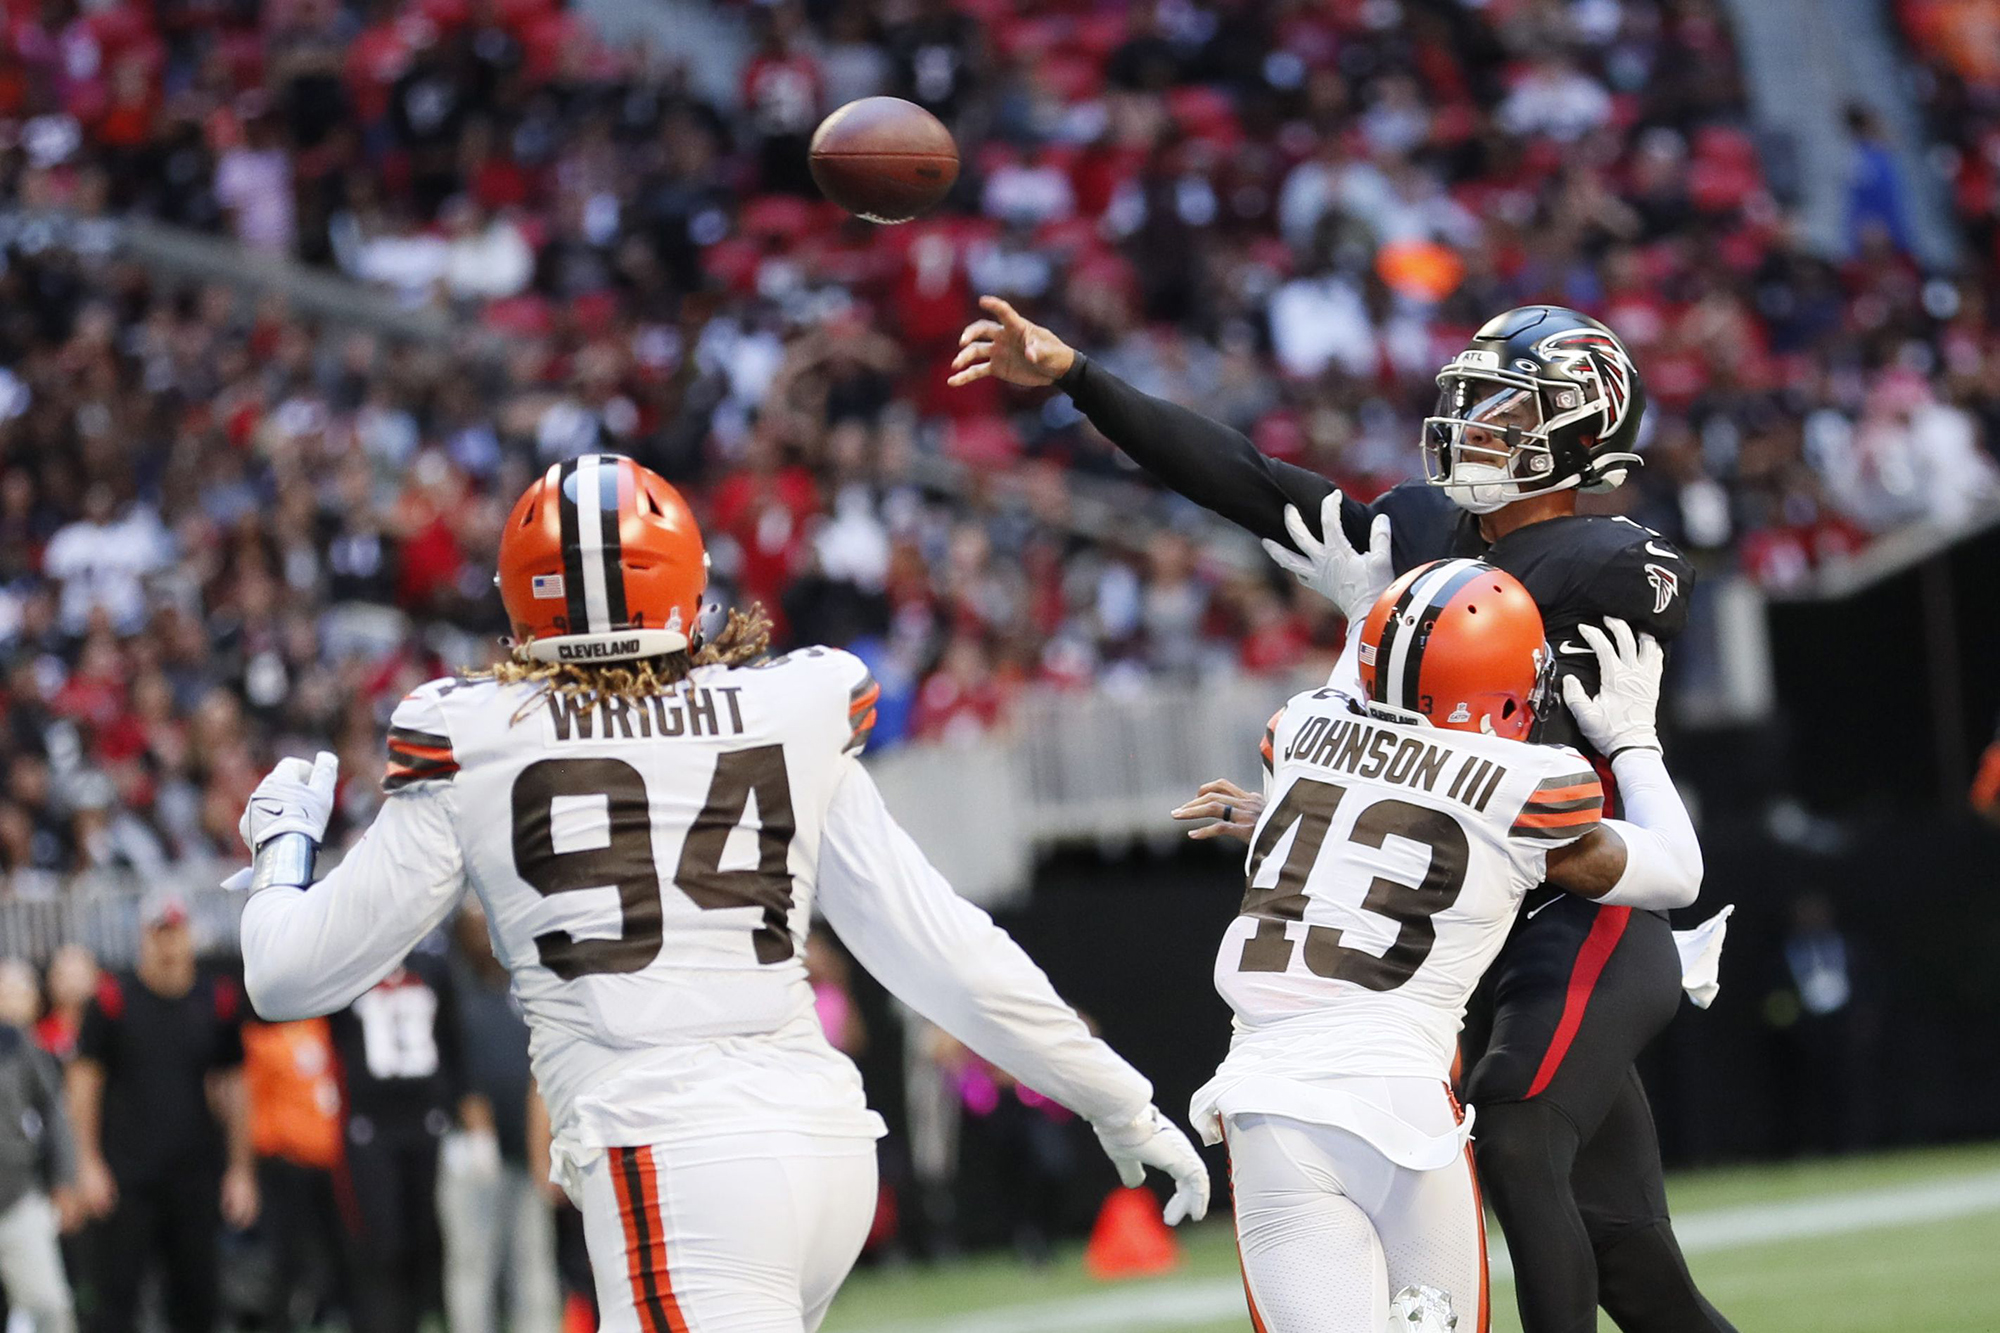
[474,605,774,713]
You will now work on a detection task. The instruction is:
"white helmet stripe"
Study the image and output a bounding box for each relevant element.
[574,453,612,635]
[1381,559,1474,708]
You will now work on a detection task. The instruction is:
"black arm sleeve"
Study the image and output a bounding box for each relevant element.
[1059,354,1363,549]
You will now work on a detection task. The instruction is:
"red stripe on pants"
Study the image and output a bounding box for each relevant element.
[610,1147,691,1333]
[1524,906,1631,1098]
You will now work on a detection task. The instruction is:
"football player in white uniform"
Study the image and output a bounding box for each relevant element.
[1172,558,1702,1333]
[230,454,1209,1333]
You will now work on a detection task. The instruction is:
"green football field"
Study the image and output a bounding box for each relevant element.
[824,1142,2000,1332]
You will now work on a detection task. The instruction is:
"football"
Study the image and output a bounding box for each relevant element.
[808,96,960,223]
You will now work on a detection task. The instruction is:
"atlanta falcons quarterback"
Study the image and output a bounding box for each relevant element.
[953,301,1735,1333]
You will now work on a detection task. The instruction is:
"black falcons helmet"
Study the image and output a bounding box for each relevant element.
[1421,306,1647,513]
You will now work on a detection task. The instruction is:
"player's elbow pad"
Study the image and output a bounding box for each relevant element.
[1593,819,1701,910]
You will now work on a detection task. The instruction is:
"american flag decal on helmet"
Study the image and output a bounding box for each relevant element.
[1537,328,1635,438]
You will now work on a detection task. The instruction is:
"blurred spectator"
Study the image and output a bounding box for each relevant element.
[934,1032,1080,1266]
[68,891,256,1333]
[0,0,1987,891]
[0,958,76,1332]
[441,906,558,1333]
[1844,104,1913,258]
[328,948,460,1333]
[807,934,866,1057]
[34,947,96,1064]
[1762,893,1879,1156]
[243,1017,346,1332]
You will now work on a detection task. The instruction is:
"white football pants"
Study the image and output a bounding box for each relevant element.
[574,1131,877,1333]
[1224,1111,1487,1333]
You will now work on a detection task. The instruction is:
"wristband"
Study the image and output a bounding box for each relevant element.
[1053,351,1088,391]
[248,832,319,893]
[1607,743,1662,763]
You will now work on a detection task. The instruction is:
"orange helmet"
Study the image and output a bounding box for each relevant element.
[496,454,708,664]
[1357,558,1550,741]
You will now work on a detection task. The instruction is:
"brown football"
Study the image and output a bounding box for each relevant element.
[809,97,960,224]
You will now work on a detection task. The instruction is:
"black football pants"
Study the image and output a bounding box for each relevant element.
[1465,896,1737,1333]
[340,1127,443,1333]
[89,1167,221,1333]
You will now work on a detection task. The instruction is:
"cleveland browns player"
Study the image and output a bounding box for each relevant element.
[1186,560,1702,1332]
[953,301,1735,1333]
[229,454,1209,1333]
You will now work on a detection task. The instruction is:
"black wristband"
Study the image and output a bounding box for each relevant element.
[1053,351,1088,392]
[1607,743,1663,763]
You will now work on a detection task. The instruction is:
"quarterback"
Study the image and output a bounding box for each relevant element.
[956,299,1734,1332]
[1183,560,1701,1332]
[230,454,1208,1333]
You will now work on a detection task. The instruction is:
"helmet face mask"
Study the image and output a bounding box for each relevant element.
[1422,367,1558,514]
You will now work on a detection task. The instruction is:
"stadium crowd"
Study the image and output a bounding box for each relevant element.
[0,0,1993,1324]
[0,0,1995,840]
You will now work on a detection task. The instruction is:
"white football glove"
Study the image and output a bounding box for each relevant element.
[238,751,340,854]
[1559,618,1663,755]
[1261,491,1394,624]
[1092,1104,1211,1226]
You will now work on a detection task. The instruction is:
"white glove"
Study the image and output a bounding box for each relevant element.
[1261,491,1394,624]
[1560,618,1663,754]
[1092,1104,1211,1225]
[1673,905,1733,1009]
[238,751,340,853]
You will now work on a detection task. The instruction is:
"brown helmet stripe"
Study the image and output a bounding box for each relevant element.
[1396,561,1490,711]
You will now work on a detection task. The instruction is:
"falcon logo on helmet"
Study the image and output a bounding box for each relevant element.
[1358,558,1552,742]
[496,454,710,664]
[1536,327,1636,441]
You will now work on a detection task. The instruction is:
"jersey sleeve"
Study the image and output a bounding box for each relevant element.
[816,764,1154,1126]
[384,680,461,794]
[1508,755,1605,847]
[1059,353,1340,549]
[841,657,880,756]
[1591,529,1695,644]
[241,783,469,1021]
[1363,481,1476,576]
[766,646,880,757]
[1260,707,1283,775]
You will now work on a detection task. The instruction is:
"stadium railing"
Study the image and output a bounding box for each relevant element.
[0,863,243,968]
[871,667,1317,905]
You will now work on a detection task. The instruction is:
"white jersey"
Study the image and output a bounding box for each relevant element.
[241,647,1153,1169]
[1192,687,1603,1161]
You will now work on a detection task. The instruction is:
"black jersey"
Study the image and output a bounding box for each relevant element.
[1059,354,1695,757]
[328,950,460,1141]
[1353,482,1692,753]
[76,970,245,1183]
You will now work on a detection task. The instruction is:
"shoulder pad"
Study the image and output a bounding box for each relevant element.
[385,679,461,794]
[1583,520,1694,641]
[740,647,879,756]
